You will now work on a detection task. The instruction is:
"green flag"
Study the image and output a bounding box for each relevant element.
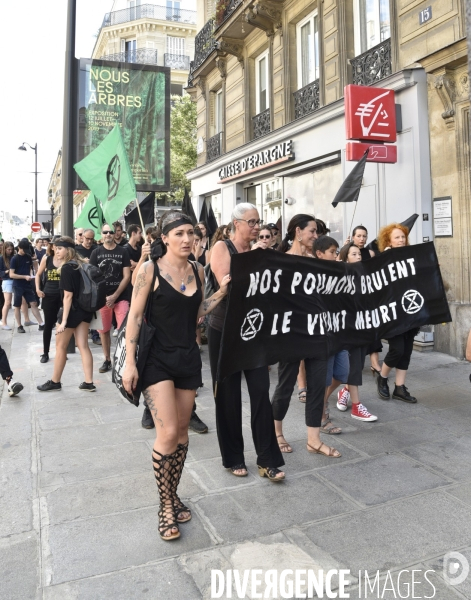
[74,123,136,225]
[74,192,106,235]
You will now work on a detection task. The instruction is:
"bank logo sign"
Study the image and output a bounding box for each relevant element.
[218,140,294,183]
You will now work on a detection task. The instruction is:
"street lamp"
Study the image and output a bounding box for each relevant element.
[18,142,38,223]
[24,199,33,224]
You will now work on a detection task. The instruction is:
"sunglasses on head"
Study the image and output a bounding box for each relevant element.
[102,230,114,235]
[259,234,271,239]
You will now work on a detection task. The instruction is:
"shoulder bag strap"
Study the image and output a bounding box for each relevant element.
[144,262,158,323]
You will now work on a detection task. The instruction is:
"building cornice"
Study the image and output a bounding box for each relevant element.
[187,69,420,180]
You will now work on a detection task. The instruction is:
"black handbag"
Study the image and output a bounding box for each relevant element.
[112,263,157,406]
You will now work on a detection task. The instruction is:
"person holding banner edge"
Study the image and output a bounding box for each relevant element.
[376,223,418,403]
[121,211,230,541]
[209,203,286,480]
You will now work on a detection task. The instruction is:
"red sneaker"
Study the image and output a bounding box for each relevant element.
[351,403,378,422]
[336,387,350,411]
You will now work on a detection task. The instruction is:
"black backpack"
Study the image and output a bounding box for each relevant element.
[74,262,107,313]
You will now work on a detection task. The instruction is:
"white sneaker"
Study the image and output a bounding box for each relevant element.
[351,402,378,422]
[336,387,350,411]
[2,325,12,330]
[112,329,118,337]
[8,381,24,397]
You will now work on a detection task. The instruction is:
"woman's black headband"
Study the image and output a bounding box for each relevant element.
[162,216,193,235]
[54,241,75,249]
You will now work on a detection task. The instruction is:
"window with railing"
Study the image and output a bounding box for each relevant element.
[294,10,320,119]
[354,0,390,56]
[350,37,391,85]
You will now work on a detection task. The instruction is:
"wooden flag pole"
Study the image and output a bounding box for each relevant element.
[135,199,145,231]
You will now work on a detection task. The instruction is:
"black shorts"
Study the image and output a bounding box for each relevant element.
[13,285,37,308]
[58,307,93,329]
[142,362,202,391]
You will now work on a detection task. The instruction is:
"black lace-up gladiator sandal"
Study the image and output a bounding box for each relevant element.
[173,441,192,523]
[152,449,180,541]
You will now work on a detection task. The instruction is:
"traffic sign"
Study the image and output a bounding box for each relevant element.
[346,142,397,164]
[31,222,42,233]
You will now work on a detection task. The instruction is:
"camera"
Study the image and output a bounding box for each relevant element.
[284,197,296,205]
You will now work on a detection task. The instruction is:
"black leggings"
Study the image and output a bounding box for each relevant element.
[384,330,415,371]
[271,358,327,427]
[0,345,13,380]
[208,326,284,469]
[41,294,62,354]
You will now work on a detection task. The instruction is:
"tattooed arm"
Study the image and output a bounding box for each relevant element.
[122,261,156,395]
[197,274,231,318]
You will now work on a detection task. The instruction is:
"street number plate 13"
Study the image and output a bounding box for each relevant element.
[419,6,432,25]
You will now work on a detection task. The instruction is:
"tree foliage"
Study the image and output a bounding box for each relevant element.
[169,94,197,201]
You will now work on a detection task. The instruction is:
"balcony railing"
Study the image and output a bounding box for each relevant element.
[215,0,244,28]
[206,132,223,162]
[293,79,320,120]
[102,4,197,27]
[101,49,158,65]
[193,18,218,71]
[350,38,392,86]
[252,109,270,140]
[164,54,190,70]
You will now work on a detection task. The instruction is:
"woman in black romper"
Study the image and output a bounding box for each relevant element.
[123,212,230,541]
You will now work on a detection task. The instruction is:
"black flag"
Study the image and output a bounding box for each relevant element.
[181,188,197,225]
[199,200,218,238]
[125,192,155,228]
[332,149,369,207]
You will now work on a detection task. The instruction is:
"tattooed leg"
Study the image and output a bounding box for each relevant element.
[143,381,180,455]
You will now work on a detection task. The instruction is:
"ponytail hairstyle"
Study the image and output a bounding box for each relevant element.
[279,214,316,253]
[56,236,86,272]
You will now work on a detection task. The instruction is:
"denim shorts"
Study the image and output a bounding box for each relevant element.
[2,279,13,294]
[326,350,350,386]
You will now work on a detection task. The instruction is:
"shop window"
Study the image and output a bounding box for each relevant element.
[296,11,319,89]
[284,163,344,245]
[255,51,269,114]
[204,193,222,225]
[354,0,390,55]
[246,179,282,225]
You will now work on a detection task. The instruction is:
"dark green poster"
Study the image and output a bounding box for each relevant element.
[77,58,170,192]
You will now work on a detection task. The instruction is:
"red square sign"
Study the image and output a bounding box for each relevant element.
[345,84,397,143]
[346,142,397,163]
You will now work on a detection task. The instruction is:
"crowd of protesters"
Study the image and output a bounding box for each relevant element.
[0,203,435,545]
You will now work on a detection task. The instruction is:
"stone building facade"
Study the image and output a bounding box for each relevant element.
[186,0,470,358]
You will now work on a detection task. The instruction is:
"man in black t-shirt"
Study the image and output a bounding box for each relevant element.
[124,224,142,271]
[90,225,131,373]
[75,228,96,261]
[113,221,128,247]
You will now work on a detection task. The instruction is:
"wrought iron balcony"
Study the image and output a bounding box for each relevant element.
[215,0,244,28]
[192,18,218,71]
[350,38,392,86]
[206,132,223,162]
[187,61,195,87]
[102,4,196,27]
[293,79,320,120]
[164,54,190,70]
[101,49,158,65]
[252,109,270,140]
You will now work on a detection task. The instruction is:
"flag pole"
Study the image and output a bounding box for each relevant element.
[349,201,359,237]
[135,199,145,231]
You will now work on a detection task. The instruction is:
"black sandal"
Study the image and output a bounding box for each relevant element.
[228,463,248,477]
[152,449,181,541]
[173,442,191,523]
[258,465,285,482]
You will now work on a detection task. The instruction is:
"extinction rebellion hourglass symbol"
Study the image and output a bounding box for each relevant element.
[240,309,264,341]
[107,154,121,201]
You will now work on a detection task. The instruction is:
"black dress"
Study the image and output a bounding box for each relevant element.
[141,261,203,390]
[59,263,93,329]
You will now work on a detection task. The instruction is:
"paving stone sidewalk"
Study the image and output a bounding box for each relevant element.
[1,325,471,599]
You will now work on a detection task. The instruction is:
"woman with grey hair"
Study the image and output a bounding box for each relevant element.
[208,203,285,481]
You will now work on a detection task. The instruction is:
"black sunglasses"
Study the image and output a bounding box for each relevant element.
[102,230,114,235]
[259,234,271,239]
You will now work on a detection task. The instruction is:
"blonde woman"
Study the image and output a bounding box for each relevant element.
[37,237,95,393]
